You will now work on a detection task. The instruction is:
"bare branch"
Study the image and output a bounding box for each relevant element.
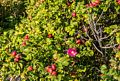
[93,43,103,55]
[98,26,103,38]
[88,14,98,40]
[89,14,103,47]
[96,11,104,24]
[83,24,103,55]
[101,44,118,49]
[91,14,99,35]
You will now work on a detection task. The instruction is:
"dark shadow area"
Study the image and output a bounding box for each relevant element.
[0,0,27,33]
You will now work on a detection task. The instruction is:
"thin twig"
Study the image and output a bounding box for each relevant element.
[83,22,103,55]
[90,12,103,47]
[101,44,118,49]
[88,14,98,40]
[91,14,99,35]
[93,43,103,55]
[99,26,103,39]
[96,11,104,24]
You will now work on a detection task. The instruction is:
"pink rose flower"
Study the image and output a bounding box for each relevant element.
[67,48,77,57]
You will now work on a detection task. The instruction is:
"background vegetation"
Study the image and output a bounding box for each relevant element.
[0,0,120,81]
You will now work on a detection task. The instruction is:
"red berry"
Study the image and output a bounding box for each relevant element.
[45,66,50,71]
[86,0,100,8]
[119,2,120,4]
[94,0,100,4]
[51,64,56,71]
[117,0,120,4]
[118,44,120,50]
[14,58,19,62]
[51,71,57,76]
[76,39,81,44]
[45,66,53,73]
[89,2,99,7]
[89,3,93,7]
[11,51,17,57]
[22,41,26,46]
[91,2,97,7]
[24,34,29,40]
[47,68,53,73]
[28,66,33,71]
[72,12,76,17]
[15,54,21,59]
[48,34,53,38]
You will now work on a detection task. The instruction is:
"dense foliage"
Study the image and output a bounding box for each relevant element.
[0,0,120,81]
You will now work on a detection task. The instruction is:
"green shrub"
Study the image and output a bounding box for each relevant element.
[0,0,120,81]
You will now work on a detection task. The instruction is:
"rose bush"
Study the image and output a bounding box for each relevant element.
[0,0,120,81]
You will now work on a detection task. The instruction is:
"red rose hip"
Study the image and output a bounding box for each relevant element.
[95,0,100,4]
[117,0,120,4]
[118,44,120,50]
[76,39,81,44]
[45,66,51,70]
[24,34,29,40]
[22,41,26,46]
[28,66,33,71]
[47,68,53,73]
[15,54,21,59]
[48,34,53,38]
[51,71,57,76]
[72,12,76,17]
[11,51,17,57]
[91,2,97,7]
[51,64,56,71]
[46,66,53,73]
[14,58,19,62]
